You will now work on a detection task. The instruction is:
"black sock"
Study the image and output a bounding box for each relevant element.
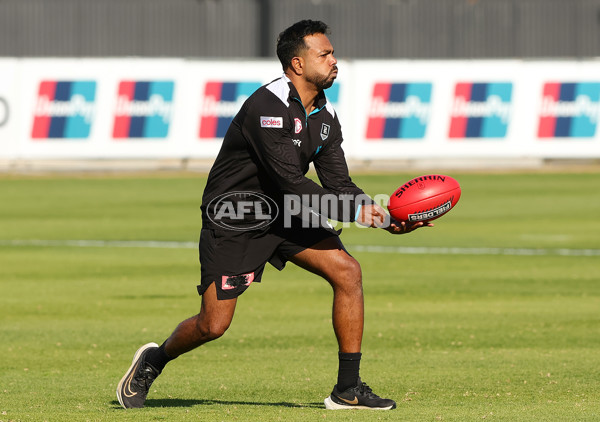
[337,352,362,391]
[144,342,174,372]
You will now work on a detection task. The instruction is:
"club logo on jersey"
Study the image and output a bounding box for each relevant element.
[538,82,600,138]
[320,123,330,140]
[366,82,432,140]
[294,118,302,134]
[113,81,174,139]
[32,80,96,139]
[449,82,512,139]
[260,116,283,128]
[200,81,262,138]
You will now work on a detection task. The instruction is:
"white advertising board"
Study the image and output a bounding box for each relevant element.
[18,58,187,159]
[0,59,18,159]
[350,60,600,159]
[183,59,350,158]
[3,58,600,162]
[183,60,284,158]
[513,61,600,158]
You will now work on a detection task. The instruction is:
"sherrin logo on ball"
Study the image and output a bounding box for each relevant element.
[387,175,461,223]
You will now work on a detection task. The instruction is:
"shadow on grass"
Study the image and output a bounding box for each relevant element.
[111,399,324,409]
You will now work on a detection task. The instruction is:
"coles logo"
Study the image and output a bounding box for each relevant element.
[260,116,283,128]
[366,82,432,140]
[538,82,600,138]
[294,118,302,133]
[32,80,96,139]
[113,81,174,139]
[449,82,512,139]
[199,81,261,138]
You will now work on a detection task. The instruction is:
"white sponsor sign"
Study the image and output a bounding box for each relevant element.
[0,59,18,159]
[1,58,600,163]
[350,60,600,159]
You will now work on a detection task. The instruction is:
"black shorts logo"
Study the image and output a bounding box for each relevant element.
[221,273,254,290]
[206,191,279,231]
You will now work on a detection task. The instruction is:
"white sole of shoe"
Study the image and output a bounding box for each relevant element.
[116,342,159,409]
[324,396,395,410]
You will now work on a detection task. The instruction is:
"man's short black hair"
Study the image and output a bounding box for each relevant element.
[276,20,330,71]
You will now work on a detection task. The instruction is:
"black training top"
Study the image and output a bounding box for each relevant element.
[201,75,371,230]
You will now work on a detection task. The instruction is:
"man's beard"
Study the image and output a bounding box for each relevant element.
[307,67,337,91]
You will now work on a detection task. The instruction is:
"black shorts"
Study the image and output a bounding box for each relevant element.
[197,221,340,300]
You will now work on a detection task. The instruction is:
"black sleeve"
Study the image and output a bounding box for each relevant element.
[239,91,369,222]
[312,126,375,220]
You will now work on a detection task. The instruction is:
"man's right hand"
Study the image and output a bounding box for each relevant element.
[356,204,433,234]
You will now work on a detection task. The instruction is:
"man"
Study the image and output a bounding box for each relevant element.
[117,19,430,411]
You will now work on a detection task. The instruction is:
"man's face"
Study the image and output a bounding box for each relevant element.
[300,33,338,91]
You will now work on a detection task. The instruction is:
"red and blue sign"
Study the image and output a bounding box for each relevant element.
[32,80,96,139]
[538,82,600,138]
[449,82,512,139]
[199,81,262,138]
[113,81,174,139]
[366,82,432,140]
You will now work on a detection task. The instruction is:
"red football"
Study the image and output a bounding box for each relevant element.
[387,175,461,223]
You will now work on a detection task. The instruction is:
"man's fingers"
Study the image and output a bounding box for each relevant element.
[387,219,433,234]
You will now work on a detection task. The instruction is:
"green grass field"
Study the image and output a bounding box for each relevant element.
[1,170,599,421]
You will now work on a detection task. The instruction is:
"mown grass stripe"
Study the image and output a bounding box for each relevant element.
[2,239,599,256]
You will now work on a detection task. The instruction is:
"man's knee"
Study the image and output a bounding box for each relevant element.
[188,309,231,343]
[344,256,362,282]
[329,255,362,289]
[193,282,237,342]
[194,313,231,341]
